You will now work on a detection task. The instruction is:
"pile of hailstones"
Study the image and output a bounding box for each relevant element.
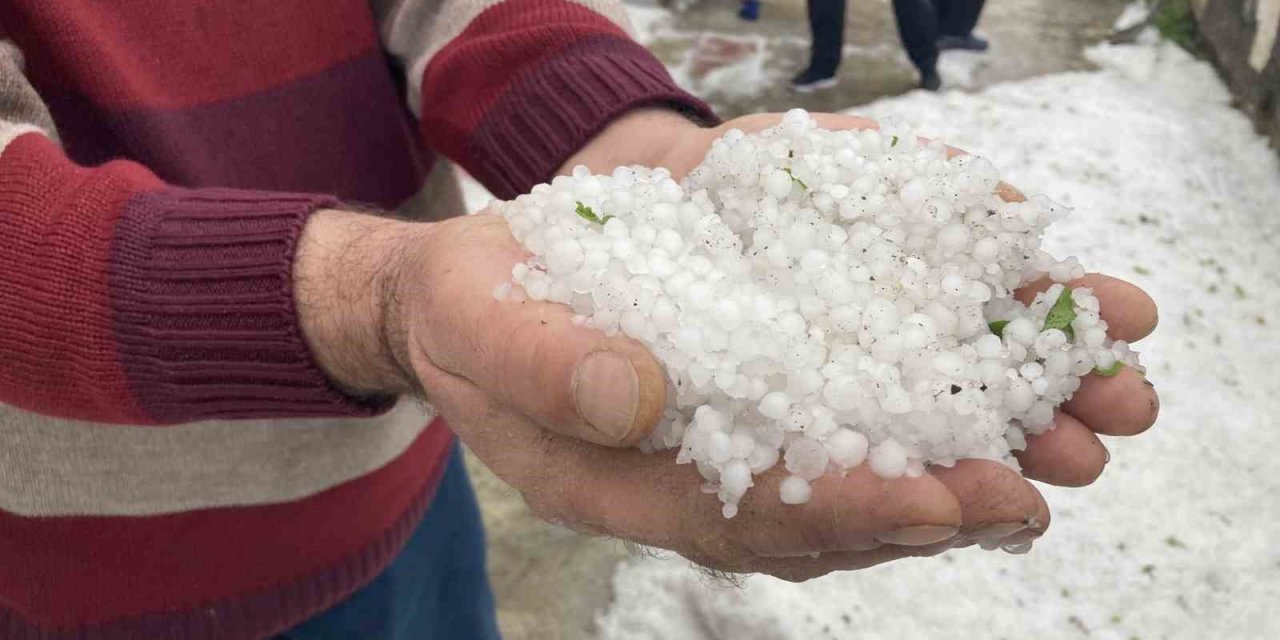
[494,110,1142,519]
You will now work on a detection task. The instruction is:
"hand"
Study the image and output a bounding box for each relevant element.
[385,212,1019,578]
[408,229,1157,579]
[549,110,1159,573]
[294,107,1159,581]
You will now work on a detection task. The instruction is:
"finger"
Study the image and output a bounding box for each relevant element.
[928,459,1050,548]
[704,539,959,583]
[414,358,712,542]
[1014,411,1108,487]
[1062,366,1159,436]
[416,354,677,541]
[420,358,962,567]
[417,214,666,446]
[731,465,963,558]
[1015,273,1159,343]
[560,454,962,565]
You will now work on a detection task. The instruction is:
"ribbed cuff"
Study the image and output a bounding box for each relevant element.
[109,188,396,423]
[466,35,718,200]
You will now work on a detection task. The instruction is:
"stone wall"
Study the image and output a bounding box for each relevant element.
[1194,0,1280,147]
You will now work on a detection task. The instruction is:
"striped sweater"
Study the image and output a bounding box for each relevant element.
[0,1,711,637]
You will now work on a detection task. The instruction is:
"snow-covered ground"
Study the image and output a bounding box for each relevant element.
[592,36,1280,640]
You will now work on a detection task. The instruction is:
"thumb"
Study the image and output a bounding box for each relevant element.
[410,214,667,446]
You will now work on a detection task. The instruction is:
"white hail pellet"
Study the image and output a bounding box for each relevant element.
[495,110,1144,517]
[779,475,813,505]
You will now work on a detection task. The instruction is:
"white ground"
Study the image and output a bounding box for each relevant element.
[590,35,1280,640]
[458,21,1280,640]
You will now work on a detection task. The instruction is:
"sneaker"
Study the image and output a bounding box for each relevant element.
[937,34,989,52]
[790,68,839,93]
[738,0,761,21]
[920,68,942,91]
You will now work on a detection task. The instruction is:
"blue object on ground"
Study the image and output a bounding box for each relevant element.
[739,0,761,21]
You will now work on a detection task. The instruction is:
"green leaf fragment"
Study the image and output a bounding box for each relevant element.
[574,201,597,222]
[1043,287,1077,340]
[1094,361,1124,377]
[989,320,1010,337]
[1133,265,1151,275]
[891,135,900,147]
[574,201,613,225]
[782,167,808,191]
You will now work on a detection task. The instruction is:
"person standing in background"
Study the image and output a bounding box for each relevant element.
[792,0,848,92]
[792,0,989,92]
[893,0,989,90]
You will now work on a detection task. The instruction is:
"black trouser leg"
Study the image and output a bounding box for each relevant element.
[806,0,847,76]
[891,0,939,73]
[938,0,986,37]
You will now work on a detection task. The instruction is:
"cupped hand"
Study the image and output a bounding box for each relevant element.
[389,212,1031,580]
[301,108,1159,582]
[384,214,1155,582]
[557,109,1159,567]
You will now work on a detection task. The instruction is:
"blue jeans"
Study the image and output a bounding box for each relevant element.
[278,443,501,639]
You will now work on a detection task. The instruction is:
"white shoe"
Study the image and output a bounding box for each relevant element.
[790,73,839,93]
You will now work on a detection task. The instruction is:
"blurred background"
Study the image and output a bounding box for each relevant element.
[627,0,1122,116]
[460,1,1280,638]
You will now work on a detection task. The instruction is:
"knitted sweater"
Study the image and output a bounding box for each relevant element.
[0,1,711,637]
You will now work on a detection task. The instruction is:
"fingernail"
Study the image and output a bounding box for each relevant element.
[573,350,640,442]
[1000,523,1045,548]
[876,525,958,546]
[969,521,1028,544]
[1001,541,1034,555]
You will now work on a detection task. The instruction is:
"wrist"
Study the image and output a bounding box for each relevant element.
[294,209,430,396]
[557,107,706,176]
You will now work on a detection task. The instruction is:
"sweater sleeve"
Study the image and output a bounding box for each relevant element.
[0,42,392,425]
[372,0,717,199]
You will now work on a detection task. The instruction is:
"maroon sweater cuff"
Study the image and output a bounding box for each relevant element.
[465,35,717,199]
[109,188,395,422]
